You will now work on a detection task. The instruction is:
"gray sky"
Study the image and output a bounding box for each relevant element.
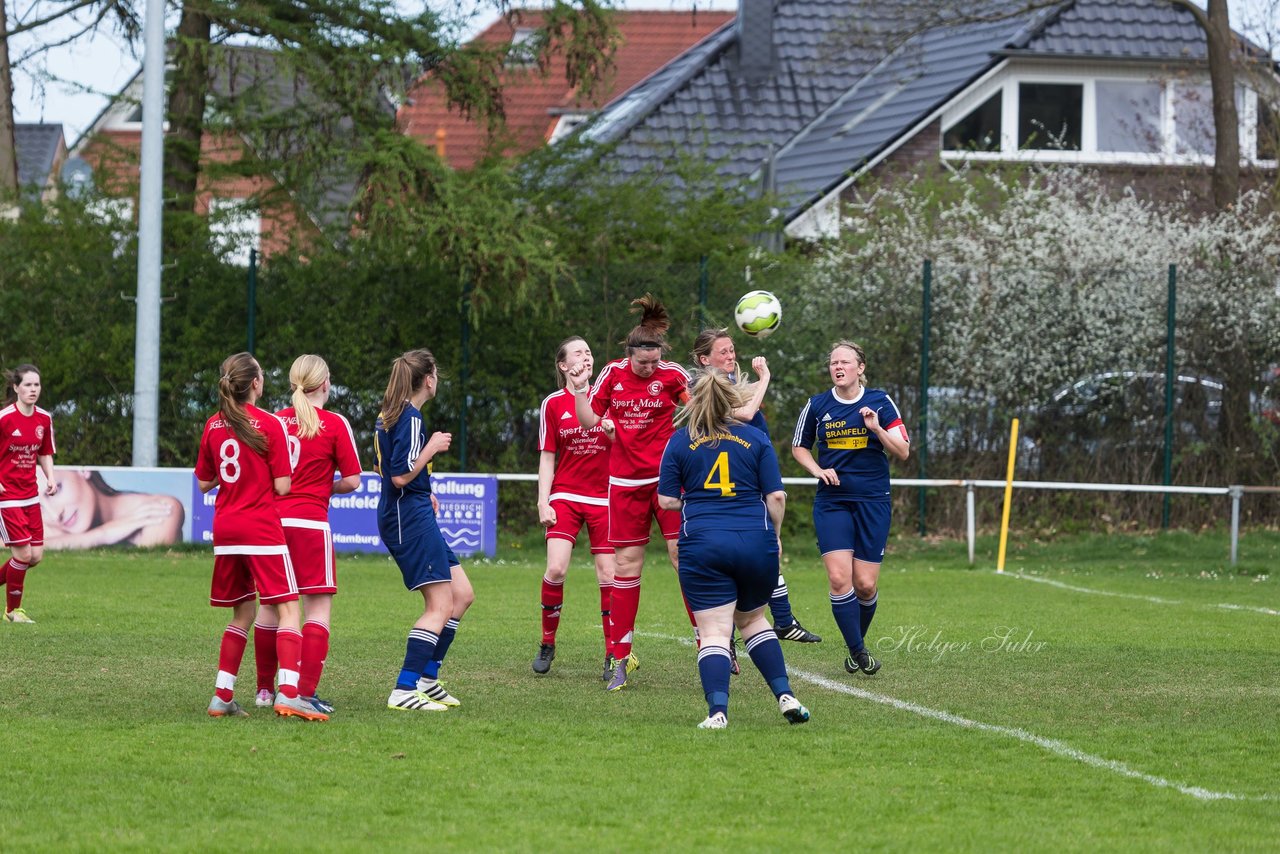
[6,0,1274,146]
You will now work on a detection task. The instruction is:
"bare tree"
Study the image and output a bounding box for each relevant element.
[0,1,17,196]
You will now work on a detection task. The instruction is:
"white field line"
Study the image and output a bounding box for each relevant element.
[1002,572,1280,616]
[638,631,1274,803]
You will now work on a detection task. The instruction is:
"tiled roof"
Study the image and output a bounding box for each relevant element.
[398,9,733,168]
[589,0,1251,224]
[14,123,64,189]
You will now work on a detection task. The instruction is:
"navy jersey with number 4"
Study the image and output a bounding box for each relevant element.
[374,403,435,545]
[792,387,907,502]
[658,422,784,536]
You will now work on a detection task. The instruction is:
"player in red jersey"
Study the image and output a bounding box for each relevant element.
[195,352,325,721]
[251,355,362,714]
[0,364,58,624]
[570,295,691,691]
[532,336,617,678]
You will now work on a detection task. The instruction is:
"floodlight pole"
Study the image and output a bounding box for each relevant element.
[131,0,167,466]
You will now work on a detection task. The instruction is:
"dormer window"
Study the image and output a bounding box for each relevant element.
[507,27,541,68]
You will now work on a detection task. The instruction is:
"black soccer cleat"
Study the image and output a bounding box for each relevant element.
[601,654,615,682]
[845,649,881,675]
[532,643,556,675]
[775,620,823,643]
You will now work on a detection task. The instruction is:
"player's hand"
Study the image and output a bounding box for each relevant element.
[568,361,590,389]
[426,431,452,458]
[430,494,440,516]
[751,356,769,380]
[860,406,880,431]
[538,502,556,527]
[815,467,840,486]
[45,480,58,496]
[600,417,616,439]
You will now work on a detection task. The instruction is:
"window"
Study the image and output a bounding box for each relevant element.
[207,198,261,267]
[1018,83,1082,150]
[1096,81,1163,153]
[944,93,1002,151]
[1259,99,1279,161]
[1174,82,1214,155]
[506,27,541,68]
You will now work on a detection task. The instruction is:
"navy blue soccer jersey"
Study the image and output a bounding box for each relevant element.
[658,422,784,535]
[792,386,907,502]
[374,404,435,545]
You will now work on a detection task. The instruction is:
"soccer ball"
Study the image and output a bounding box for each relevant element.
[734,290,782,338]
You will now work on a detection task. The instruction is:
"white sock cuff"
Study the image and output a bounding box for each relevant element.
[215,671,237,690]
[277,668,300,688]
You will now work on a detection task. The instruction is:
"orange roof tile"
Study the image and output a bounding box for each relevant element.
[399,9,733,169]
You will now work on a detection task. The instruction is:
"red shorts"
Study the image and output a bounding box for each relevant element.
[210,545,298,606]
[0,502,43,547]
[545,498,611,554]
[608,481,680,547]
[282,518,337,595]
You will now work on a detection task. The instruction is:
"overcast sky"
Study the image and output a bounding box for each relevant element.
[6,0,1274,146]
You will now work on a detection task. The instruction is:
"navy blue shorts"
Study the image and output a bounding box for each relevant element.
[387,531,455,591]
[677,529,779,613]
[813,498,891,561]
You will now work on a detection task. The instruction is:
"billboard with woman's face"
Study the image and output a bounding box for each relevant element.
[38,467,189,549]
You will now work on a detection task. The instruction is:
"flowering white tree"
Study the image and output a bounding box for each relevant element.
[793,165,1280,481]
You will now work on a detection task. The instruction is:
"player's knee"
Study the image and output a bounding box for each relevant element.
[853,580,877,600]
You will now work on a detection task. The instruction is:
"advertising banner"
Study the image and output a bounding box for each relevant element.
[38,466,191,550]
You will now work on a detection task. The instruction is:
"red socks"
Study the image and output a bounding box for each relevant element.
[275,627,302,699]
[298,621,330,698]
[539,576,565,645]
[4,558,29,613]
[215,625,249,702]
[254,623,278,693]
[610,576,641,659]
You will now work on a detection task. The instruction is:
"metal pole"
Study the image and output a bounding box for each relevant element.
[1162,264,1176,528]
[918,259,932,536]
[130,0,167,467]
[966,480,976,565]
[459,279,471,470]
[246,248,257,354]
[1229,485,1242,565]
[698,255,709,326]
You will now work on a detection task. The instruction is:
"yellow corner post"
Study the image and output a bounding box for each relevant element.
[996,418,1019,573]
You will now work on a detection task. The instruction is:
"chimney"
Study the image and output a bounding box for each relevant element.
[736,0,777,86]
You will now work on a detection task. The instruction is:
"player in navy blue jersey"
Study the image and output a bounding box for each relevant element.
[792,340,909,677]
[691,328,822,648]
[658,370,810,729]
[375,349,475,712]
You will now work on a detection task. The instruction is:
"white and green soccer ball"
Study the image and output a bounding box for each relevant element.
[734,290,782,338]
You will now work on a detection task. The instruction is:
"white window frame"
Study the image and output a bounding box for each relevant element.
[940,62,1277,169]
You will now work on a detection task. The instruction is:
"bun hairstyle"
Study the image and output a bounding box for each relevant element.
[4,363,39,406]
[289,354,329,439]
[380,349,437,431]
[623,293,671,353]
[675,368,748,444]
[553,336,586,390]
[217,352,266,455]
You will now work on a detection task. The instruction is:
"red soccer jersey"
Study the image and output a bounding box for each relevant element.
[273,406,363,521]
[539,388,609,503]
[195,404,291,546]
[588,358,689,482]
[0,405,55,503]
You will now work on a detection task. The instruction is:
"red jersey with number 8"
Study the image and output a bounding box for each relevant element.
[273,407,363,521]
[195,404,292,546]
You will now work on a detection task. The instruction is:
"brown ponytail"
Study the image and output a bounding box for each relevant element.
[380,349,437,431]
[217,352,266,455]
[622,294,671,353]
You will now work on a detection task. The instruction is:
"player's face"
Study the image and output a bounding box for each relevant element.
[559,340,593,381]
[14,372,40,407]
[704,337,736,373]
[630,348,661,378]
[829,347,863,391]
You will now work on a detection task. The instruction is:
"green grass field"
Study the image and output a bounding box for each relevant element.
[1,532,1277,851]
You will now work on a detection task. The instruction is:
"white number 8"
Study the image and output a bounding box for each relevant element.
[287,435,301,471]
[219,438,242,483]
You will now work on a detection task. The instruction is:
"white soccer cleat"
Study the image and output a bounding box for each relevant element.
[388,688,448,712]
[207,696,249,718]
[415,678,460,707]
[778,694,810,725]
[274,692,329,722]
[4,608,35,624]
[698,712,728,730]
[255,689,274,708]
